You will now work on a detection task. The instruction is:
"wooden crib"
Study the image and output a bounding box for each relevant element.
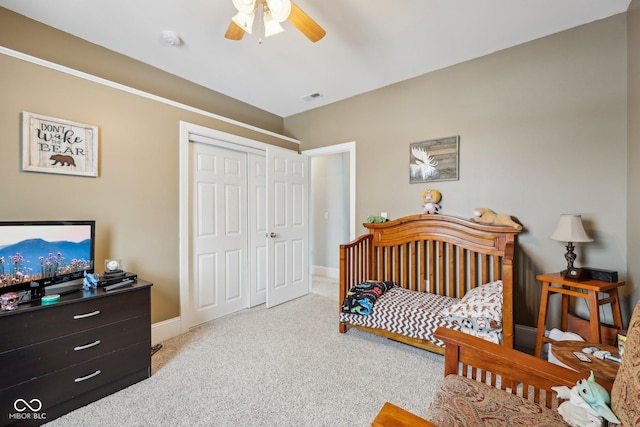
[339,214,521,354]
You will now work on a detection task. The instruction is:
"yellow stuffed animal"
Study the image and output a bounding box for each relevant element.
[471,208,522,230]
[422,189,442,214]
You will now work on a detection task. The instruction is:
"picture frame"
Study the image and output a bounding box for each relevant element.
[21,112,99,177]
[409,135,459,183]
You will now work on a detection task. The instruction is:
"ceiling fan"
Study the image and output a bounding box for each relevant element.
[225,0,326,43]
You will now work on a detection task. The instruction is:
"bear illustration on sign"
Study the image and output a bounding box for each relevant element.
[49,154,76,167]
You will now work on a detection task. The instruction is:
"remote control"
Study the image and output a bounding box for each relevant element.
[573,351,592,362]
[104,279,134,291]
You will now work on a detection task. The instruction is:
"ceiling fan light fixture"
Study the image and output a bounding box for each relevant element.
[225,0,325,43]
[265,0,291,22]
[232,11,254,34]
[263,12,284,37]
[232,0,256,15]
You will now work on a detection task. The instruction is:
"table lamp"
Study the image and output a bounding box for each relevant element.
[550,214,593,280]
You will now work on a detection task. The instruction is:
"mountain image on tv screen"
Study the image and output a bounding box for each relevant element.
[0,225,93,289]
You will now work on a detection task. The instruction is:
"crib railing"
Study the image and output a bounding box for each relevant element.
[339,235,508,302]
[339,234,373,312]
[369,240,505,298]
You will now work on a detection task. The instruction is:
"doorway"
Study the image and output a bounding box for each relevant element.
[304,142,356,280]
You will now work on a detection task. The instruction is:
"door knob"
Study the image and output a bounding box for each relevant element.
[269,232,277,238]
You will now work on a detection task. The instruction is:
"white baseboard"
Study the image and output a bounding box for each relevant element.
[151,316,182,345]
[312,265,339,279]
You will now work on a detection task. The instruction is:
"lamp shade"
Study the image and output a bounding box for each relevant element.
[263,12,285,36]
[550,214,593,243]
[266,0,291,22]
[232,11,255,34]
[232,0,256,14]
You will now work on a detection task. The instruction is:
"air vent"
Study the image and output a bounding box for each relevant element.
[301,92,322,102]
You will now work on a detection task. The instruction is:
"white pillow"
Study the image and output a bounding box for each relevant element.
[440,280,503,332]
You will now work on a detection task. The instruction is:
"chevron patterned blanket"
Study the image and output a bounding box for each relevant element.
[339,287,462,348]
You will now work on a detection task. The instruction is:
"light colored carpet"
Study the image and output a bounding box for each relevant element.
[46,277,444,426]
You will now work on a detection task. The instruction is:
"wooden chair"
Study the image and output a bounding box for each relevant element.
[372,301,640,426]
[370,328,597,426]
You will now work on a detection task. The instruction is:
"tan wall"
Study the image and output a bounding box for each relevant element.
[285,15,629,327]
[0,12,297,324]
[628,0,640,320]
[0,7,283,135]
[1,6,634,330]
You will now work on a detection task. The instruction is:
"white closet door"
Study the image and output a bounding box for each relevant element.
[183,123,309,329]
[190,142,248,325]
[248,153,267,307]
[266,146,309,308]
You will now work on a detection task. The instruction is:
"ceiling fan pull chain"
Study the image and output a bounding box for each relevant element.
[257,2,265,44]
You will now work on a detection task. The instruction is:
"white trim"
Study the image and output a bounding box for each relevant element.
[187,122,268,154]
[303,141,356,240]
[178,122,191,334]
[311,265,339,280]
[1,47,299,145]
[151,317,182,345]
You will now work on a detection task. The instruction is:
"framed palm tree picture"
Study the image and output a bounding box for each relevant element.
[409,135,459,183]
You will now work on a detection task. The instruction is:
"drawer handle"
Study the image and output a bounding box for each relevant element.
[73,310,101,319]
[74,340,101,351]
[74,370,101,383]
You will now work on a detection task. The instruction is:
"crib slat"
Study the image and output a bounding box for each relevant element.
[437,241,445,295]
[428,240,435,294]
[412,242,418,291]
[481,254,489,284]
[420,241,425,291]
[493,256,501,281]
[392,245,397,282]
[470,251,478,288]
[448,244,456,297]
[403,243,408,289]
[388,246,393,281]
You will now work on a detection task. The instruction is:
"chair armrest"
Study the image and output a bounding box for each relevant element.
[434,327,585,406]
[371,402,437,427]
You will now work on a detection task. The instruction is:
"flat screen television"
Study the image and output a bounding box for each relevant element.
[0,220,95,298]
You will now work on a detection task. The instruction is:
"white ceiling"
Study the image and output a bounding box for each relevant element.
[0,0,632,117]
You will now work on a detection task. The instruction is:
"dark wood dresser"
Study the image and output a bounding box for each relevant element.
[0,280,152,426]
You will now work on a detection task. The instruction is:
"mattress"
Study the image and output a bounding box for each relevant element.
[339,287,461,348]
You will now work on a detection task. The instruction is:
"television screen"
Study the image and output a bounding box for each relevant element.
[0,220,95,295]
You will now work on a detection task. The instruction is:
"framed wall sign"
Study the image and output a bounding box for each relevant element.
[21,112,99,177]
[409,135,459,183]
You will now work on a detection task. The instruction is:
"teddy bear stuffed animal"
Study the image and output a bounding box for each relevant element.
[471,208,522,230]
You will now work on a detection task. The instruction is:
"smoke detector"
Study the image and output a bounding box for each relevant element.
[161,30,183,46]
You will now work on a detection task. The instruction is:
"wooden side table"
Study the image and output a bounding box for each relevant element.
[534,273,624,358]
[550,341,620,392]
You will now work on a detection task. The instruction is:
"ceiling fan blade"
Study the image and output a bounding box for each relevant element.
[225,21,246,40]
[288,2,326,42]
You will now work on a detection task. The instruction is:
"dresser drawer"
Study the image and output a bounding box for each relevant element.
[0,313,150,387]
[0,342,150,420]
[0,287,150,352]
